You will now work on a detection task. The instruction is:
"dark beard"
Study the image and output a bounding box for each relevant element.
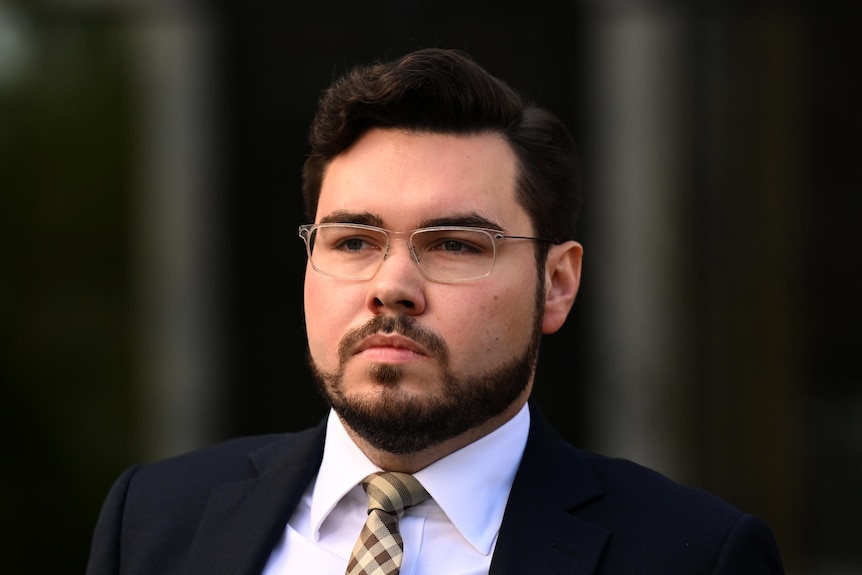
[309,307,543,454]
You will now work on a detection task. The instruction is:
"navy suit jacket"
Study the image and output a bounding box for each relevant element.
[86,403,784,574]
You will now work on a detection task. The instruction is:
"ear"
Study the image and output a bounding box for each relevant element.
[541,241,583,334]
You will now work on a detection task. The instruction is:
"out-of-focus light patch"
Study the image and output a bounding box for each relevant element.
[0,4,33,89]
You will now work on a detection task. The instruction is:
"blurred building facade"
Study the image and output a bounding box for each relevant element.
[1,0,859,573]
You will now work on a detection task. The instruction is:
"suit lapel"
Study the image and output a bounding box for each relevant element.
[489,403,609,575]
[184,423,327,575]
[179,404,609,574]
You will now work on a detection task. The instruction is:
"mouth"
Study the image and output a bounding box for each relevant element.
[352,333,430,362]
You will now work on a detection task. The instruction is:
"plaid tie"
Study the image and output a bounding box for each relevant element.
[345,472,430,575]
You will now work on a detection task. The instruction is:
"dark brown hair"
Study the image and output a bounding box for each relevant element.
[302,48,581,245]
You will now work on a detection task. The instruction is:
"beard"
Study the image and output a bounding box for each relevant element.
[309,294,544,455]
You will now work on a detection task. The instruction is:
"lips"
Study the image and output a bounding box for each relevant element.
[353,333,429,357]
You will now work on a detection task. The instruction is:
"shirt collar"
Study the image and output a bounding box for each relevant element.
[309,404,530,555]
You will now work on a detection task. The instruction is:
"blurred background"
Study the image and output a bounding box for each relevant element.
[1,0,860,572]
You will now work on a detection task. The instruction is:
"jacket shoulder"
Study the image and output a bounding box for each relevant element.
[86,425,326,575]
[130,426,322,488]
[575,451,784,573]
[581,450,744,518]
[513,406,783,573]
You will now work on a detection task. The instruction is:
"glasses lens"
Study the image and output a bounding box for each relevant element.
[307,224,387,279]
[411,228,496,282]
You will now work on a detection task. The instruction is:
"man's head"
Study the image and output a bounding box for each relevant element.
[300,49,582,467]
[303,48,582,250]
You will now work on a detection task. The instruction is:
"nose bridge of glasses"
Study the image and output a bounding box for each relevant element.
[381,230,422,265]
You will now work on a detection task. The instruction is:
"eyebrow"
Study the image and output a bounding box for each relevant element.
[317,210,505,232]
[318,211,383,227]
[419,213,504,231]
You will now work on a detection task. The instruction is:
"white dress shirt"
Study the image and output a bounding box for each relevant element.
[262,403,530,575]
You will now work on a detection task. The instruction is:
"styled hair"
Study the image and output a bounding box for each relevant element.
[302,48,581,245]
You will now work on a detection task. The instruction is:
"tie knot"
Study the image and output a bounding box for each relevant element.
[362,472,430,516]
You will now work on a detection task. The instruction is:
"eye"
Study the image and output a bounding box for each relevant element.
[333,235,379,252]
[420,231,491,256]
[435,238,480,253]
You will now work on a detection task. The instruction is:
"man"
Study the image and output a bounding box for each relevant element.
[87,48,784,574]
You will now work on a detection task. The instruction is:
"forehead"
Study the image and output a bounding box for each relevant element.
[316,129,531,231]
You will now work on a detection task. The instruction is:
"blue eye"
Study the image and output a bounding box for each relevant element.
[435,239,479,253]
[339,237,372,251]
[418,231,491,256]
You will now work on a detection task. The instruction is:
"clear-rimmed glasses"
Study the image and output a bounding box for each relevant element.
[298,223,552,283]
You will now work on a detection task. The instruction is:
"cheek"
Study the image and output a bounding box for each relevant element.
[303,277,353,365]
[496,291,535,346]
[445,285,534,358]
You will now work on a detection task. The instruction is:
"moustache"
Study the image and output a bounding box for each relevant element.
[337,314,448,363]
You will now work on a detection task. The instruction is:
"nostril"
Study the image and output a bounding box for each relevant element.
[373,297,415,310]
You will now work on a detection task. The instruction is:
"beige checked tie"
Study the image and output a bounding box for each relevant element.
[346,471,431,575]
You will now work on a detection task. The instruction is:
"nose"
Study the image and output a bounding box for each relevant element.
[365,237,427,315]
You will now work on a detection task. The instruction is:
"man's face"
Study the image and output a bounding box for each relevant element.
[304,128,545,454]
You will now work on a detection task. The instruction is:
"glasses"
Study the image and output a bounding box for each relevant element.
[298,223,552,283]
